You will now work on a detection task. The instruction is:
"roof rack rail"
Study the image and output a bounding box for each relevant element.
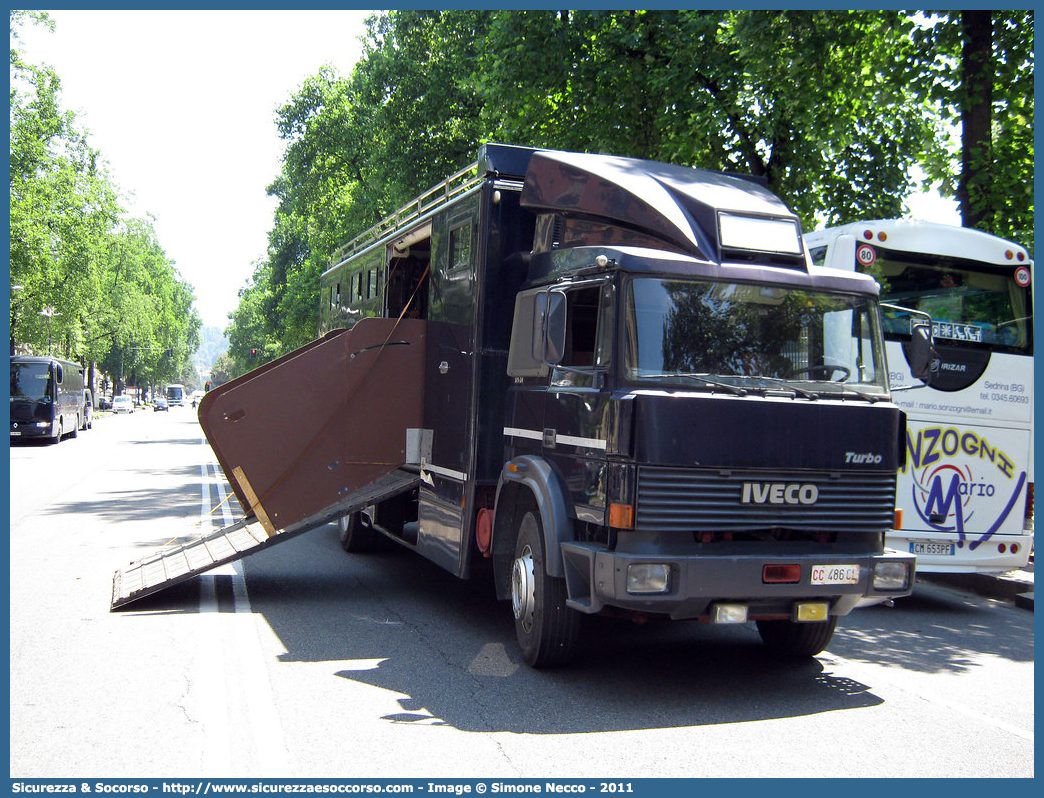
[328,160,482,268]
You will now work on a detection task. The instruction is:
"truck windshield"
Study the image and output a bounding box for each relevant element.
[11,362,52,402]
[624,277,889,398]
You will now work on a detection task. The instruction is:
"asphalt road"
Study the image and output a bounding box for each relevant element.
[9,407,1034,779]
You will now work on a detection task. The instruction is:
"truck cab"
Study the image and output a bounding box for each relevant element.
[486,149,921,665]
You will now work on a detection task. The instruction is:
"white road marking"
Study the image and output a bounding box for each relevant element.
[198,442,292,775]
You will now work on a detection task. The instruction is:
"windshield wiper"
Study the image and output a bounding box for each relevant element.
[640,373,748,396]
[749,376,820,401]
[812,382,884,403]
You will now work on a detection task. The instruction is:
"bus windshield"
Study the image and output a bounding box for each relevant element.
[866,250,1031,353]
[624,277,889,397]
[10,362,52,402]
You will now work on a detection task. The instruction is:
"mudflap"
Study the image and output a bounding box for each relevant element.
[110,317,426,610]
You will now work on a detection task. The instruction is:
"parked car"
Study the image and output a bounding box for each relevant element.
[153,397,169,412]
[98,395,112,411]
[112,396,134,414]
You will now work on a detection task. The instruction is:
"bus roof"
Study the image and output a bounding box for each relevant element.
[806,219,1032,269]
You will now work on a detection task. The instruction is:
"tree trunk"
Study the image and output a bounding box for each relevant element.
[958,11,993,231]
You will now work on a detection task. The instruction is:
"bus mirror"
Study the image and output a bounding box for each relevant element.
[908,321,936,382]
[543,292,566,365]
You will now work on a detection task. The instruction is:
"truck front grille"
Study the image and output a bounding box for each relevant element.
[636,467,896,535]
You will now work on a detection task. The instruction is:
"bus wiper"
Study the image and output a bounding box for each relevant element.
[815,382,884,403]
[751,376,820,401]
[641,373,748,396]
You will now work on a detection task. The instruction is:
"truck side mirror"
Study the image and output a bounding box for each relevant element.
[908,321,936,383]
[543,291,566,365]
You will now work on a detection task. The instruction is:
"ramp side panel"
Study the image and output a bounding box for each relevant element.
[194,328,347,516]
[197,317,427,533]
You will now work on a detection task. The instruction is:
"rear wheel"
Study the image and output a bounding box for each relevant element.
[338,510,379,553]
[511,510,580,668]
[756,616,838,658]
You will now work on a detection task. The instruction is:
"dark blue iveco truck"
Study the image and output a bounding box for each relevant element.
[113,145,930,667]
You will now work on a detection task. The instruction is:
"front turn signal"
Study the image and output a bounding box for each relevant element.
[609,503,634,530]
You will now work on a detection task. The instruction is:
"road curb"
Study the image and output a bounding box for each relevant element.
[921,572,1034,610]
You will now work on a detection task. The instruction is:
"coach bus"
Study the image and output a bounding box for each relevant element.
[10,355,88,443]
[165,384,186,407]
[806,220,1033,573]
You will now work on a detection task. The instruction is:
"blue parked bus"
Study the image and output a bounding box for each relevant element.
[10,355,88,443]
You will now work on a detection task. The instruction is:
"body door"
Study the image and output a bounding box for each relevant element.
[415,199,482,572]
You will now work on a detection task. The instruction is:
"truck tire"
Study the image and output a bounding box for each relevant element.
[511,510,580,668]
[756,616,838,657]
[338,511,378,553]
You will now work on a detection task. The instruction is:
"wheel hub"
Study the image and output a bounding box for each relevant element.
[511,544,536,631]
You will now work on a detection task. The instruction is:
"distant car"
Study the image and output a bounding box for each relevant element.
[190,390,205,408]
[98,396,112,411]
[112,396,134,414]
[153,397,169,412]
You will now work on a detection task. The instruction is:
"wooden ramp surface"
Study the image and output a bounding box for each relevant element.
[111,469,419,609]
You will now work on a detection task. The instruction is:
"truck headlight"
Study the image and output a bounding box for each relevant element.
[711,603,748,624]
[626,563,670,594]
[873,562,911,591]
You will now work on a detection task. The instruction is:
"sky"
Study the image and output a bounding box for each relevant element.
[14,9,961,330]
[15,9,374,329]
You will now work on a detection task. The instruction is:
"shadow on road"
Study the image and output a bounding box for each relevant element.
[221,529,886,734]
[829,581,1033,673]
[110,510,1033,736]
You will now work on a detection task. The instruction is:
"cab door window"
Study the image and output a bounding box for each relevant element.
[550,283,612,388]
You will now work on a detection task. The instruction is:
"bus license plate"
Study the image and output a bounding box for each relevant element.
[810,565,859,585]
[909,540,955,556]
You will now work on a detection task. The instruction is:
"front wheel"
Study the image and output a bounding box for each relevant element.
[337,511,378,553]
[511,510,580,668]
[756,616,838,658]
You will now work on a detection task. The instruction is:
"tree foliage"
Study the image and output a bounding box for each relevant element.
[9,11,200,394]
[914,11,1034,246]
[222,10,1032,366]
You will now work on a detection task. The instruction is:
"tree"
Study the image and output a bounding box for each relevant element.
[915,11,1033,247]
[226,10,1034,356]
[10,11,201,391]
[478,10,942,226]
[10,12,121,356]
[209,353,235,387]
[226,11,492,357]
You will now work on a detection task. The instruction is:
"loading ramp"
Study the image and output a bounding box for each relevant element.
[111,317,427,610]
[110,468,419,609]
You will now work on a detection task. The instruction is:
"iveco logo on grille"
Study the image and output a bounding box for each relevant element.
[741,483,819,505]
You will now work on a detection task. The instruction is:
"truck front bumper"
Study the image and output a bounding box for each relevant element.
[559,542,915,620]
